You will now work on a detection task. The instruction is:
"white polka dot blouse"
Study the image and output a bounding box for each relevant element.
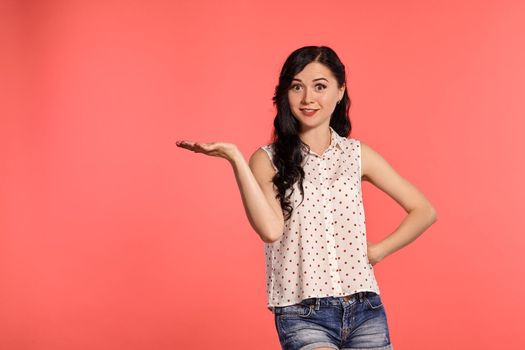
[260,126,381,311]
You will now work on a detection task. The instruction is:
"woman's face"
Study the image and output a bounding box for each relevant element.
[287,62,345,131]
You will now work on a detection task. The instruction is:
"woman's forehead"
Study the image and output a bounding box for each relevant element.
[294,62,335,81]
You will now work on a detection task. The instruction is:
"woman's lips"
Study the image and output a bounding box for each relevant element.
[300,108,318,117]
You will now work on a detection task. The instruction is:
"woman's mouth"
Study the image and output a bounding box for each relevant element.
[300,108,319,117]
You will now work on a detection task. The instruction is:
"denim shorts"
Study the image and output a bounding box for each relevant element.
[271,291,393,350]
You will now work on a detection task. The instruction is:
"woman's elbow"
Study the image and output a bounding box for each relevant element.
[261,223,284,243]
[428,205,438,223]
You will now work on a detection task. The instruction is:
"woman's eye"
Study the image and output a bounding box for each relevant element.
[290,84,326,91]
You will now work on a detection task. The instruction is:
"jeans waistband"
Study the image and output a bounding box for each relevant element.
[269,291,377,313]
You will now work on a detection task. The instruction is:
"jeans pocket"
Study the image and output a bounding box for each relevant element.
[363,293,384,310]
[275,303,314,319]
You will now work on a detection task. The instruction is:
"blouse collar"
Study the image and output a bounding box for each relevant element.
[302,126,345,157]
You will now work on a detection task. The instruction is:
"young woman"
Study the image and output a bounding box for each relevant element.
[176,46,437,350]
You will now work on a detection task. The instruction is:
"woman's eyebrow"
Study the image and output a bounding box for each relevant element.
[292,77,329,82]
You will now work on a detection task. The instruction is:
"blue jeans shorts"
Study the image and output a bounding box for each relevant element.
[271,291,393,350]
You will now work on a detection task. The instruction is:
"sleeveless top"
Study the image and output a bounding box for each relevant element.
[260,126,381,311]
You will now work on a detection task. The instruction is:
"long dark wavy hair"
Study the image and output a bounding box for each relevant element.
[269,46,352,222]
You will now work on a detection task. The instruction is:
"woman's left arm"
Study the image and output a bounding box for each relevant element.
[360,141,438,264]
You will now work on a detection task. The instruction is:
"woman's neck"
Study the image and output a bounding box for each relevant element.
[299,126,332,156]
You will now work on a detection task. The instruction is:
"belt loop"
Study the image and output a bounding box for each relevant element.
[315,298,320,311]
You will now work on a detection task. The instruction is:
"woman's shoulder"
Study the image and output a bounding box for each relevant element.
[259,142,276,155]
[342,136,362,149]
[252,143,278,173]
[252,143,273,158]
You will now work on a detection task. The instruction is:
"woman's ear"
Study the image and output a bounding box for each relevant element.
[339,83,346,100]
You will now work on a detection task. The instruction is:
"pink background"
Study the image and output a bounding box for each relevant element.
[2,0,524,349]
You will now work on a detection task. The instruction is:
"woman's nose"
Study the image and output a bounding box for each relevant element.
[301,88,314,104]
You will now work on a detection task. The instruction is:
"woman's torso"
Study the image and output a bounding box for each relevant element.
[261,126,380,310]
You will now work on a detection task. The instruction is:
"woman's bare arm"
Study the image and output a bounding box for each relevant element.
[232,148,285,243]
[361,141,437,262]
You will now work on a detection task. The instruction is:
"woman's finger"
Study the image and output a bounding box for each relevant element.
[176,140,222,156]
[196,143,214,151]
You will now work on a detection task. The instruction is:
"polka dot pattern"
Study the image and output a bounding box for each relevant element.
[260,126,380,309]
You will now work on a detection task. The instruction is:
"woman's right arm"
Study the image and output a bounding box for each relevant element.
[229,148,284,243]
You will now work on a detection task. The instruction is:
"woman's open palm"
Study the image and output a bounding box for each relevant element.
[176,139,238,163]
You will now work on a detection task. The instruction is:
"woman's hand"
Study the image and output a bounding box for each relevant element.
[176,139,240,164]
[366,240,386,266]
